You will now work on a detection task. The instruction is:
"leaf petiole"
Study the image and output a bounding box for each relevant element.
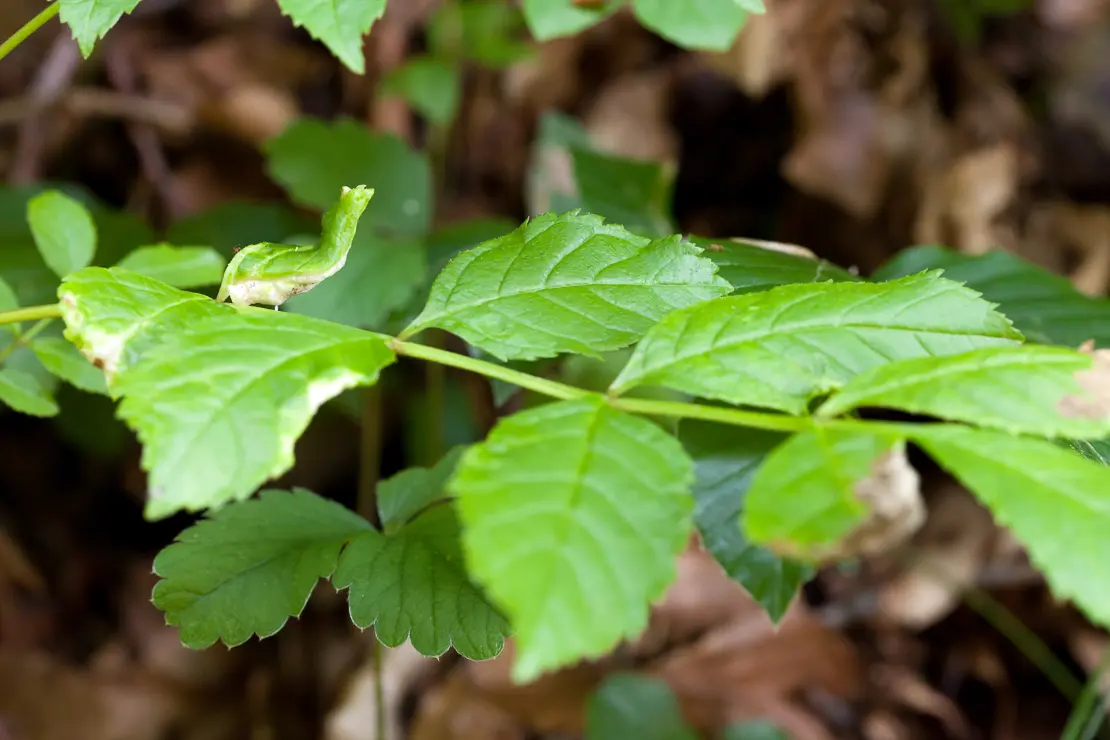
[0,2,61,64]
[0,304,63,326]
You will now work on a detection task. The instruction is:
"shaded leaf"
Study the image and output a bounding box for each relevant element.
[380,56,460,126]
[450,397,694,681]
[165,202,316,258]
[427,0,532,67]
[586,674,697,740]
[114,311,395,518]
[404,211,731,361]
[114,245,226,289]
[31,336,108,395]
[611,272,1023,414]
[723,721,788,740]
[0,367,58,417]
[26,190,97,278]
[265,118,432,238]
[377,446,467,532]
[687,236,859,294]
[572,147,675,238]
[334,503,509,660]
[152,488,370,648]
[679,420,810,621]
[744,429,923,562]
[914,425,1110,634]
[819,345,1110,439]
[272,0,386,73]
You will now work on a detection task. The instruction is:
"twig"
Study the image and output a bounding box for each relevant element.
[0,87,193,133]
[9,30,80,183]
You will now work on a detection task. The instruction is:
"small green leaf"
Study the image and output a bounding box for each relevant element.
[819,345,1110,439]
[914,425,1110,632]
[631,0,751,51]
[688,236,860,294]
[586,674,698,740]
[404,211,731,361]
[744,429,917,561]
[611,272,1023,414]
[58,0,143,57]
[450,397,694,682]
[114,245,226,289]
[152,488,371,648]
[875,245,1110,348]
[58,267,232,385]
[265,118,432,238]
[217,185,373,307]
[678,421,810,621]
[26,190,97,278]
[284,230,426,328]
[377,447,467,533]
[31,336,108,395]
[273,0,386,73]
[0,367,58,417]
[334,503,509,660]
[114,311,396,518]
[522,0,618,42]
[380,56,460,127]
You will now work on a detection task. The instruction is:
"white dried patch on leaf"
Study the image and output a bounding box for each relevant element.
[1058,343,1110,420]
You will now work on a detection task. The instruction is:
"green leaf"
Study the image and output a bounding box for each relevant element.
[114,310,396,518]
[272,0,386,73]
[114,245,226,289]
[284,230,426,328]
[687,236,860,294]
[334,503,509,660]
[427,0,532,68]
[875,245,1110,348]
[819,345,1110,439]
[217,185,373,307]
[377,446,467,533]
[58,0,143,57]
[586,674,698,740]
[0,276,18,313]
[26,190,97,278]
[522,0,618,41]
[31,336,108,395]
[404,211,732,361]
[678,421,810,621]
[611,272,1023,414]
[631,0,751,51]
[58,267,232,385]
[165,202,316,258]
[572,147,675,238]
[450,397,694,681]
[723,721,788,740]
[152,488,371,648]
[913,425,1110,633]
[265,118,432,238]
[380,56,460,127]
[0,367,58,417]
[1072,438,1110,466]
[743,429,917,561]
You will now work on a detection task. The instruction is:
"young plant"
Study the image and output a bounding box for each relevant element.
[0,183,1108,684]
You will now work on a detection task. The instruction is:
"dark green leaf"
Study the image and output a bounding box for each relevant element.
[586,674,697,740]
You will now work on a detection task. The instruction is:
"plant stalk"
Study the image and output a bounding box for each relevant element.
[0,304,63,325]
[0,3,61,64]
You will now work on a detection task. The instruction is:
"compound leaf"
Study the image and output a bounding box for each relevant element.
[0,367,58,417]
[819,345,1110,439]
[152,488,371,648]
[611,272,1023,414]
[58,0,143,57]
[404,211,731,361]
[114,245,226,289]
[114,310,395,518]
[679,421,809,622]
[334,503,509,660]
[450,397,693,681]
[265,118,431,238]
[914,425,1110,632]
[273,0,386,73]
[631,0,752,51]
[31,336,108,395]
[58,267,232,385]
[744,429,918,562]
[27,190,97,278]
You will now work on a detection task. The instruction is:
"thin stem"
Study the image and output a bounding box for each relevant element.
[0,318,54,362]
[0,304,62,325]
[424,332,447,466]
[390,339,589,402]
[609,396,809,433]
[0,3,61,64]
[356,385,383,528]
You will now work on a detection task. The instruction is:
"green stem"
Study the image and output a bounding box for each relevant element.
[0,3,61,64]
[0,318,54,362]
[609,396,809,433]
[0,304,62,325]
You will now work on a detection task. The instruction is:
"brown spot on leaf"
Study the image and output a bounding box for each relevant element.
[1058,345,1110,419]
[705,243,724,252]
